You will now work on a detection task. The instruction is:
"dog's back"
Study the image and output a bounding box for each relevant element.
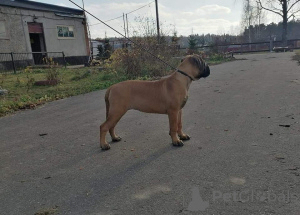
[107,79,169,114]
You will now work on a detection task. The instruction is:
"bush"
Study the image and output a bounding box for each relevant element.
[43,57,59,81]
[109,37,180,78]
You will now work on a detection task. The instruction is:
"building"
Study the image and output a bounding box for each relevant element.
[91,39,104,59]
[0,0,90,69]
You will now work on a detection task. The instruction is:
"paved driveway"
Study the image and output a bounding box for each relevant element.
[1,52,299,214]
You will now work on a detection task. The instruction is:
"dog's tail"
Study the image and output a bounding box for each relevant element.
[104,87,111,119]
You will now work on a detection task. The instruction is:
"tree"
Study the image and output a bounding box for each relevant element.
[242,0,266,46]
[103,38,112,59]
[197,34,206,47]
[256,0,300,46]
[97,45,104,59]
[188,35,198,50]
[242,0,255,43]
[171,31,180,44]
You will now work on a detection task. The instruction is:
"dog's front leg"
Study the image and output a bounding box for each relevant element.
[168,110,184,146]
[177,110,190,141]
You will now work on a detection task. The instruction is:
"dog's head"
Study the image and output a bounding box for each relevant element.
[181,54,210,80]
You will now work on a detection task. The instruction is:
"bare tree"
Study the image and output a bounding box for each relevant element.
[257,0,300,46]
[242,0,255,43]
[242,0,264,47]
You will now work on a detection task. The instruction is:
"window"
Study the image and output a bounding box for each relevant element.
[57,26,74,38]
[0,20,7,39]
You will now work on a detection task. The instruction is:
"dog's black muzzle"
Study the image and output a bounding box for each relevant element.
[196,64,210,79]
[202,64,210,78]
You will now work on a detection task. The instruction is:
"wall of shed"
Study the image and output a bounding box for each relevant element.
[0,6,88,57]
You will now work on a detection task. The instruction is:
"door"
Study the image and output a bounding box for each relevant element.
[28,23,46,64]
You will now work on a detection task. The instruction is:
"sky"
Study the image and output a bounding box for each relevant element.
[31,0,286,39]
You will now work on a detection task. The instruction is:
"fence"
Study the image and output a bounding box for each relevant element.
[0,52,90,74]
[0,52,67,74]
[181,39,300,54]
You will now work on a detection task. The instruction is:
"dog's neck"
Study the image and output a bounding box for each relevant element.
[172,72,192,90]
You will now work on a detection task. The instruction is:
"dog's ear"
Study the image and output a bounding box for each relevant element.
[190,55,204,70]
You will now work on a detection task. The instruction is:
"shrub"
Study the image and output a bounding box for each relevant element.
[43,57,59,81]
[109,36,180,78]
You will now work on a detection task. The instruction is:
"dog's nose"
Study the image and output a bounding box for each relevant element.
[203,65,210,78]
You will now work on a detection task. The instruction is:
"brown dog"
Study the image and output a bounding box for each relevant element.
[100,54,210,150]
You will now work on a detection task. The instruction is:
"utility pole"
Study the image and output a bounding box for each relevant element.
[126,14,129,38]
[123,13,127,47]
[155,0,160,43]
[123,13,127,38]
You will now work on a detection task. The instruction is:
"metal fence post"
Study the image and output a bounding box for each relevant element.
[269,40,273,52]
[240,43,243,54]
[10,52,16,74]
[62,51,67,68]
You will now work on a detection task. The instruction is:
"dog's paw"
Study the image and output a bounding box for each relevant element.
[172,140,184,147]
[179,134,190,141]
[112,136,122,142]
[101,143,111,150]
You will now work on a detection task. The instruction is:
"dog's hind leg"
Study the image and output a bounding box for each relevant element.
[100,108,127,150]
[104,89,122,142]
[177,110,190,141]
[109,126,121,142]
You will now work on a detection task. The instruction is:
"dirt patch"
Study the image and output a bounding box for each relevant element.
[34,206,58,215]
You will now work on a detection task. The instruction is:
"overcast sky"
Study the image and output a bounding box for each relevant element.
[32,0,285,39]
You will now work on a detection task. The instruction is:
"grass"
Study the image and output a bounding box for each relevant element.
[0,67,127,117]
[0,55,231,117]
[207,54,234,65]
[292,49,300,65]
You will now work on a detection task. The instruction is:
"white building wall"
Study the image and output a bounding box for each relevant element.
[0,6,88,57]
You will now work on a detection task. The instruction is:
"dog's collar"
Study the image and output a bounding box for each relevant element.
[176,69,194,81]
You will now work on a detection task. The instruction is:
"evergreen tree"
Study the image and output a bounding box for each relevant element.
[97,45,104,59]
[188,35,198,50]
[103,38,112,59]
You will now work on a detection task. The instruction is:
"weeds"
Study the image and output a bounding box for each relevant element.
[24,67,35,92]
[292,50,300,65]
[43,57,59,81]
[109,36,180,78]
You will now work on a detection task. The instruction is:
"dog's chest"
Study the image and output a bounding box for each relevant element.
[180,95,189,109]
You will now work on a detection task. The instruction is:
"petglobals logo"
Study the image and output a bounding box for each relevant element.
[212,189,298,204]
[186,187,299,212]
[187,187,209,211]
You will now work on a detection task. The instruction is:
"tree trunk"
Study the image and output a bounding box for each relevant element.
[282,0,288,46]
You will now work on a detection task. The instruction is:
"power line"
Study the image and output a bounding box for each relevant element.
[126,1,154,15]
[68,0,195,81]
[89,1,154,27]
[89,15,123,26]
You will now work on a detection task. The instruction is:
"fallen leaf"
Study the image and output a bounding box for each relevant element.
[279,124,291,127]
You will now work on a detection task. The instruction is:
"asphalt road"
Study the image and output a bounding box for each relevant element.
[1,52,300,215]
